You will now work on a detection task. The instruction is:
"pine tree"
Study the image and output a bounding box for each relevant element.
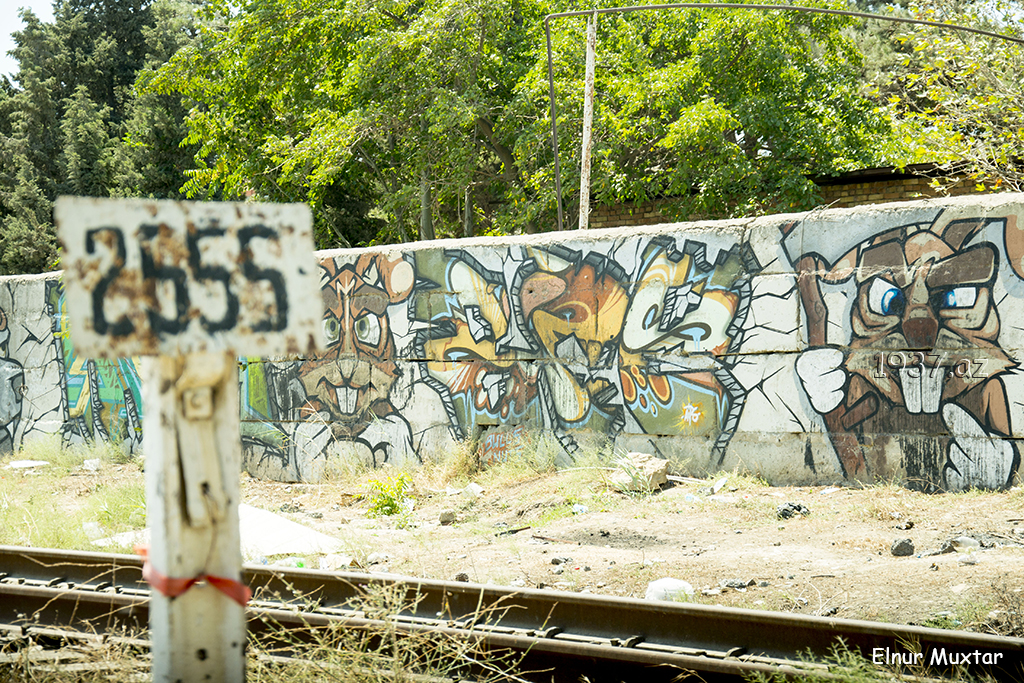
[0,13,64,273]
[112,0,202,199]
[55,0,152,124]
[0,0,196,273]
[62,84,114,196]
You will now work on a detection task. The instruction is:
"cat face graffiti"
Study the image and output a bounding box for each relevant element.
[298,256,414,436]
[846,229,1014,413]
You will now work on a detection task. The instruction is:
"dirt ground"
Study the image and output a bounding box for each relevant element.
[239,465,1024,635]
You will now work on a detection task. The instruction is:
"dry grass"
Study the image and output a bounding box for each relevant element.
[0,583,531,682]
[472,431,562,489]
[0,634,149,682]
[7,433,1024,680]
[247,581,530,683]
[923,574,1024,639]
[743,641,999,683]
[0,438,144,551]
[415,439,479,491]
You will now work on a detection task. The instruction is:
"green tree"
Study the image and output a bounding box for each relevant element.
[0,0,198,273]
[517,1,894,227]
[844,0,913,93]
[154,0,895,246]
[62,85,115,196]
[877,0,1024,192]
[56,0,153,124]
[112,0,204,199]
[151,0,539,247]
[0,10,64,273]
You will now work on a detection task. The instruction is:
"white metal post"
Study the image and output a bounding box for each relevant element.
[578,10,598,230]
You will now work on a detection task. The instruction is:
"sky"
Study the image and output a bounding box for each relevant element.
[1,0,54,80]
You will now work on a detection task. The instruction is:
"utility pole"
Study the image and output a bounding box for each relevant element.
[578,11,598,230]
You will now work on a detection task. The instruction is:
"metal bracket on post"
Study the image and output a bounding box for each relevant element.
[176,353,228,528]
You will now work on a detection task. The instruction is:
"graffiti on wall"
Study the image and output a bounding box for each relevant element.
[240,235,762,479]
[617,238,751,462]
[0,279,143,454]
[237,202,1024,489]
[786,209,1023,491]
[48,282,144,452]
[0,198,1018,492]
[0,303,24,453]
[240,254,420,480]
[480,425,529,465]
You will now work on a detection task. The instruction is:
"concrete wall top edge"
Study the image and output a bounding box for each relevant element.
[2,271,61,284]
[753,192,1024,229]
[314,218,755,260]
[311,193,1024,261]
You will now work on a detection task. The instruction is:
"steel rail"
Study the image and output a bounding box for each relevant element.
[2,545,1023,680]
[543,4,1024,232]
[0,581,800,681]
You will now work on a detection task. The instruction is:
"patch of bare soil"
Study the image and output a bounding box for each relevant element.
[240,472,1024,634]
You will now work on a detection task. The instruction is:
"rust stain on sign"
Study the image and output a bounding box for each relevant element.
[56,197,325,358]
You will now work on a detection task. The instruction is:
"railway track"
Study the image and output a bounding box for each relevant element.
[1,545,1022,681]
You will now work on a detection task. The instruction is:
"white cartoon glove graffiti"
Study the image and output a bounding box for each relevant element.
[796,347,847,414]
[292,420,333,482]
[942,403,1016,491]
[360,414,418,468]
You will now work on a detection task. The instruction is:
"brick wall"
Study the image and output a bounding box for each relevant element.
[590,199,672,229]
[817,174,984,209]
[588,166,992,230]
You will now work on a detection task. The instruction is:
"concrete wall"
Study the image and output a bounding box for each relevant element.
[0,274,143,455]
[5,195,1024,491]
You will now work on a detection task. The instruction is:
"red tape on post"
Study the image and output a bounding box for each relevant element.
[136,545,251,607]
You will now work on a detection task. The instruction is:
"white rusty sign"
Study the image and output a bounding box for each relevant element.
[56,197,325,357]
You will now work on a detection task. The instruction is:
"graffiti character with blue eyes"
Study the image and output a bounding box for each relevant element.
[791,212,1019,491]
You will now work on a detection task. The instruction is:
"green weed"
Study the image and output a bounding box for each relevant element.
[366,472,413,518]
[86,479,146,533]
